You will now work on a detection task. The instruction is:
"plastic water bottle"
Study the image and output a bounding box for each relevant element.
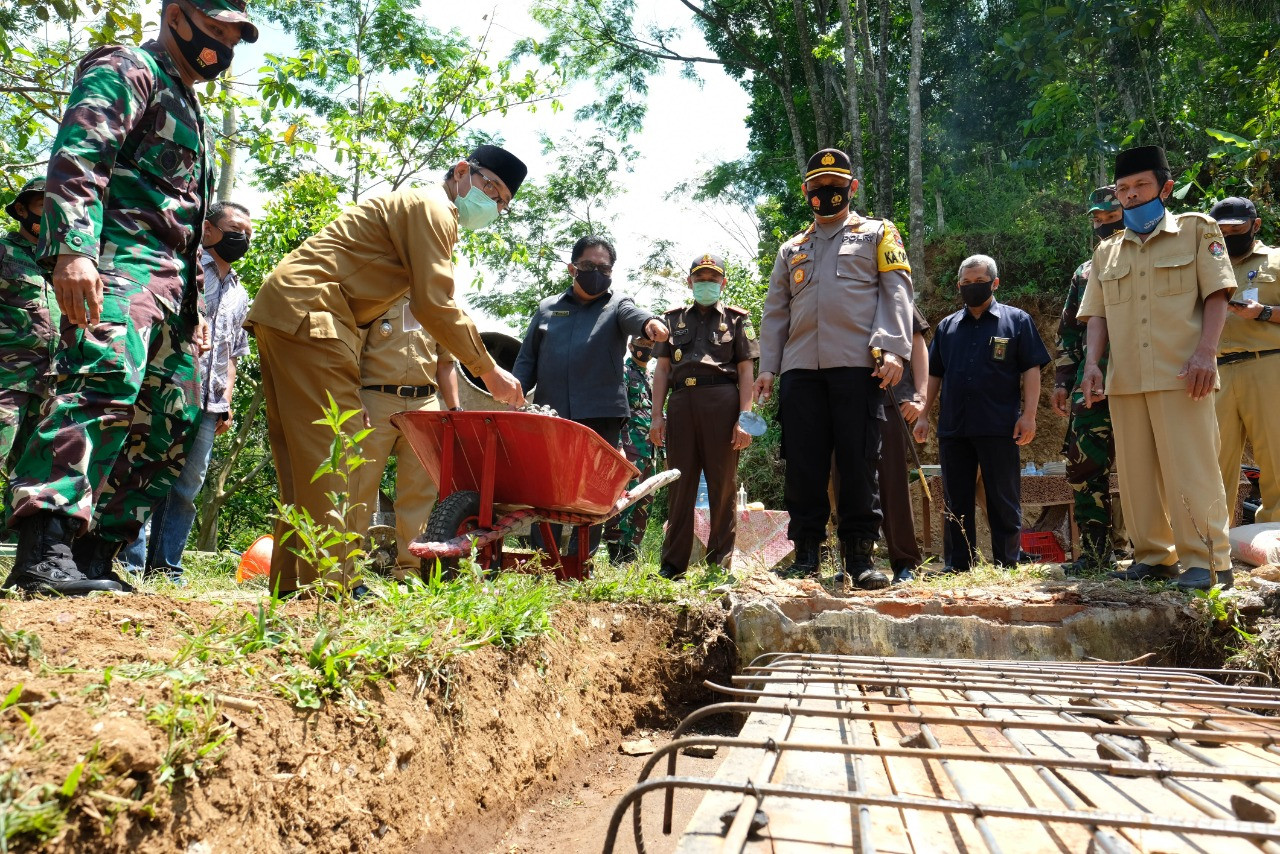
[737,484,747,511]
[695,473,710,509]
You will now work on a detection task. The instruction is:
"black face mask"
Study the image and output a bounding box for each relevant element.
[175,7,234,80]
[959,280,993,308]
[1093,220,1123,241]
[630,347,652,364]
[17,211,40,238]
[575,269,611,297]
[807,183,852,218]
[209,229,250,263]
[1224,229,1255,259]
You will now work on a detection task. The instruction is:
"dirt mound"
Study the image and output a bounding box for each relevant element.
[0,595,732,852]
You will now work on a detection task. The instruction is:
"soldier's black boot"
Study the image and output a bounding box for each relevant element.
[1063,527,1116,577]
[838,539,889,590]
[72,534,134,593]
[1,513,121,596]
[782,538,821,579]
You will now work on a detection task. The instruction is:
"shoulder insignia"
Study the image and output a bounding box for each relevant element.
[1207,240,1226,259]
[725,305,749,316]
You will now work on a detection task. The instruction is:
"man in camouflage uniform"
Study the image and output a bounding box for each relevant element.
[603,336,660,563]
[0,180,60,483]
[1052,187,1123,575]
[0,0,258,596]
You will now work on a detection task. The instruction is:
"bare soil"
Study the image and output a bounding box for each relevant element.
[0,595,734,852]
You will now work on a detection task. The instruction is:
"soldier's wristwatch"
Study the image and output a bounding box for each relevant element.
[1258,306,1273,322]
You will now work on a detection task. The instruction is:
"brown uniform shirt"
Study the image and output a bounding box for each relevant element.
[1220,241,1280,356]
[359,298,455,388]
[654,302,759,386]
[1078,210,1235,395]
[759,213,914,375]
[246,184,494,377]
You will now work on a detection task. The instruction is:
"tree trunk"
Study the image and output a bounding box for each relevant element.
[790,0,830,148]
[907,0,925,286]
[839,0,867,209]
[215,74,236,200]
[874,0,894,217]
[775,63,810,177]
[935,188,945,232]
[856,0,881,208]
[194,381,267,551]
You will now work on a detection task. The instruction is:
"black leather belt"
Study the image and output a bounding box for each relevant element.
[363,383,438,398]
[1217,348,1280,366]
[673,375,737,390]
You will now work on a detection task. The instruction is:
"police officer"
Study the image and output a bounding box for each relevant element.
[1078,145,1237,591]
[914,255,1051,573]
[755,148,913,590]
[1210,197,1280,526]
[247,144,528,597]
[650,255,758,578]
[0,180,60,480]
[349,297,461,580]
[1,0,258,597]
[603,335,660,564]
[1053,187,1124,574]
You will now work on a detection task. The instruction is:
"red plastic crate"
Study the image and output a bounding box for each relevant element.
[1020,531,1065,563]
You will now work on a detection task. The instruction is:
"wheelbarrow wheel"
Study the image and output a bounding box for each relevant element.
[421,490,495,579]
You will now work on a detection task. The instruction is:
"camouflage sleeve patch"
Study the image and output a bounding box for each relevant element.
[877,221,911,274]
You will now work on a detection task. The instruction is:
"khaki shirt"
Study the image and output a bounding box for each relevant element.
[359,299,455,388]
[246,184,494,377]
[1078,210,1235,395]
[1220,241,1280,356]
[759,213,914,375]
[654,302,759,387]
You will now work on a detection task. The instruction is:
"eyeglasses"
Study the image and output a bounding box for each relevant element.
[470,169,511,211]
[574,262,614,275]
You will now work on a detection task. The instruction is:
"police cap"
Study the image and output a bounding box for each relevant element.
[689,253,726,276]
[187,0,259,43]
[1209,196,1258,226]
[470,144,528,198]
[1087,186,1119,213]
[1113,145,1169,182]
[805,148,853,182]
[5,178,45,220]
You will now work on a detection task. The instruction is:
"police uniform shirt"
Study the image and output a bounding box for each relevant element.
[759,213,914,375]
[1220,241,1280,356]
[653,303,759,385]
[1078,210,1236,394]
[359,298,454,389]
[928,298,1050,438]
[511,288,659,420]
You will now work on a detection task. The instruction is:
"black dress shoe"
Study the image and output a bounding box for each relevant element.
[1173,567,1234,591]
[1108,562,1179,581]
[892,566,916,584]
[658,563,685,580]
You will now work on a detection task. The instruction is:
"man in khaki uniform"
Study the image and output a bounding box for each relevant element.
[350,297,460,579]
[246,144,528,596]
[755,148,913,590]
[1079,145,1236,590]
[1210,197,1280,525]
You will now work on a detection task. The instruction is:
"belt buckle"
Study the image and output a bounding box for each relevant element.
[684,377,696,387]
[397,385,416,397]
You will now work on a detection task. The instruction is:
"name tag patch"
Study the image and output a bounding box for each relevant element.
[990,336,1010,361]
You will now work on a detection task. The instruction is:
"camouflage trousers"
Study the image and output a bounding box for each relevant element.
[1063,390,1116,555]
[604,451,658,552]
[7,282,201,542]
[0,388,43,476]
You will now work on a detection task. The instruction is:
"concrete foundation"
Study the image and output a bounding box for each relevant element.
[727,590,1186,666]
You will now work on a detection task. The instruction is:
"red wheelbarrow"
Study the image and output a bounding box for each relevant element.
[391,410,680,580]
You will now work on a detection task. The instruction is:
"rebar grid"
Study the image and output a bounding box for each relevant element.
[605,655,1280,854]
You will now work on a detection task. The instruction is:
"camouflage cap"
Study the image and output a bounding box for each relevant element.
[4,178,45,220]
[1087,186,1119,214]
[188,0,259,43]
[689,253,726,276]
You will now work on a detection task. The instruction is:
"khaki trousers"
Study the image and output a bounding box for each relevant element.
[257,322,364,593]
[1217,355,1280,524]
[349,389,443,577]
[1110,390,1230,572]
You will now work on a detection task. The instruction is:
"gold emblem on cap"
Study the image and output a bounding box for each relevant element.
[821,153,836,166]
[674,348,682,362]
[701,254,714,265]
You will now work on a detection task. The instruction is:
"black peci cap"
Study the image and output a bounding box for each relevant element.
[470,144,528,197]
[1114,145,1170,182]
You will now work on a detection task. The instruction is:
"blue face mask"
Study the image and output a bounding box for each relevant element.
[455,184,499,231]
[692,281,721,306]
[1122,195,1165,235]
